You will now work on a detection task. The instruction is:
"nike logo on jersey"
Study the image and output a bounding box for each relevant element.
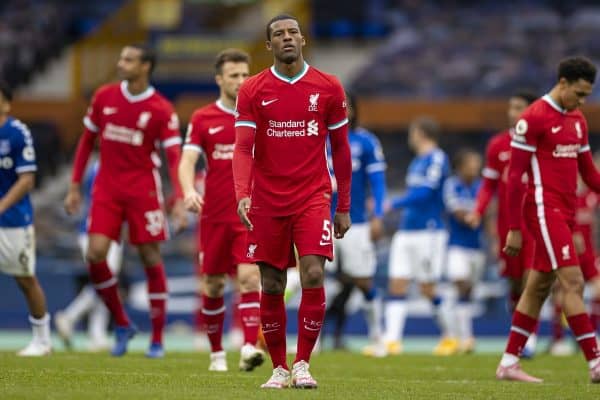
[208,126,224,135]
[261,98,278,106]
[103,107,118,115]
[551,126,562,133]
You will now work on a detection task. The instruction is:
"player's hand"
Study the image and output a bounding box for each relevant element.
[237,197,253,230]
[370,217,384,241]
[464,212,481,229]
[334,212,351,239]
[503,229,522,257]
[64,185,82,215]
[171,198,189,233]
[183,191,204,213]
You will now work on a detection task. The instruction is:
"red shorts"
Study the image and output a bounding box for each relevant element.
[247,202,333,270]
[524,205,578,272]
[199,219,249,275]
[579,251,600,282]
[498,226,535,279]
[88,186,167,245]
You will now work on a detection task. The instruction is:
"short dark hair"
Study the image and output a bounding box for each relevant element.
[345,91,358,129]
[410,116,440,142]
[266,13,300,40]
[512,90,537,105]
[558,56,596,84]
[452,148,479,170]
[215,48,250,75]
[129,43,157,75]
[0,81,12,102]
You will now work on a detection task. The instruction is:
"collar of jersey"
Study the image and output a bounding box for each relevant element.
[215,99,237,116]
[542,94,567,114]
[270,62,309,84]
[120,81,155,103]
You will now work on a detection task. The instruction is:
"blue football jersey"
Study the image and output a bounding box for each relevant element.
[0,117,36,227]
[443,175,482,249]
[328,127,387,223]
[394,148,449,230]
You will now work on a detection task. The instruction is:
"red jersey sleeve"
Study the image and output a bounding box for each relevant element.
[160,104,182,149]
[183,113,204,154]
[326,77,349,131]
[577,117,600,192]
[235,81,257,130]
[83,89,102,134]
[475,137,501,215]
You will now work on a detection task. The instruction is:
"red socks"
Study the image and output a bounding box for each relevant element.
[260,292,288,369]
[202,295,225,352]
[294,287,325,364]
[505,311,538,357]
[89,261,129,327]
[145,264,168,345]
[239,291,260,345]
[567,313,600,362]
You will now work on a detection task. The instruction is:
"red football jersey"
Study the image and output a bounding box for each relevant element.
[511,95,589,219]
[235,64,348,216]
[84,81,181,193]
[184,100,239,222]
[575,187,598,247]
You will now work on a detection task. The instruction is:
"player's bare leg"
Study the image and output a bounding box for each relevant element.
[354,277,385,357]
[290,254,325,389]
[237,263,264,371]
[497,269,554,382]
[548,282,573,356]
[589,276,600,333]
[201,273,227,371]
[259,263,290,388]
[14,276,51,356]
[87,234,134,356]
[384,278,409,355]
[138,242,168,358]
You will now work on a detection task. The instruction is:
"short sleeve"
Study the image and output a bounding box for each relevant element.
[11,121,36,174]
[326,78,348,131]
[443,178,460,212]
[363,133,386,174]
[482,137,502,180]
[578,117,590,154]
[235,82,256,129]
[511,109,542,153]
[160,103,182,148]
[183,113,204,153]
[83,90,102,133]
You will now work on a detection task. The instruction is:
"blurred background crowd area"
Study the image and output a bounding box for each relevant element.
[2,0,600,333]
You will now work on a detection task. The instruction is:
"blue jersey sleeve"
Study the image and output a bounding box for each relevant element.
[391,186,434,209]
[421,151,447,189]
[11,120,36,174]
[363,133,387,217]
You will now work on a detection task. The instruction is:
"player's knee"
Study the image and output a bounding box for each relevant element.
[301,264,324,288]
[239,272,260,292]
[561,275,585,296]
[203,276,226,297]
[14,276,35,292]
[261,277,285,294]
[138,248,161,267]
[86,246,107,264]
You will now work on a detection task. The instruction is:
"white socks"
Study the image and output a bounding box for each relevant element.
[63,285,97,323]
[29,314,51,345]
[456,302,472,340]
[364,295,383,340]
[500,353,519,367]
[384,300,407,342]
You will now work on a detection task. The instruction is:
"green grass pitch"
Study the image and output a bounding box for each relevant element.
[1,352,599,399]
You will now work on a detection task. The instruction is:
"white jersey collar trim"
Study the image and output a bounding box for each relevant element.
[270,62,310,84]
[216,99,237,116]
[120,81,155,103]
[542,94,566,114]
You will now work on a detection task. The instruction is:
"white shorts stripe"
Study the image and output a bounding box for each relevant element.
[94,277,117,290]
[575,332,596,341]
[238,302,260,309]
[202,305,226,315]
[531,155,558,269]
[510,326,531,337]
